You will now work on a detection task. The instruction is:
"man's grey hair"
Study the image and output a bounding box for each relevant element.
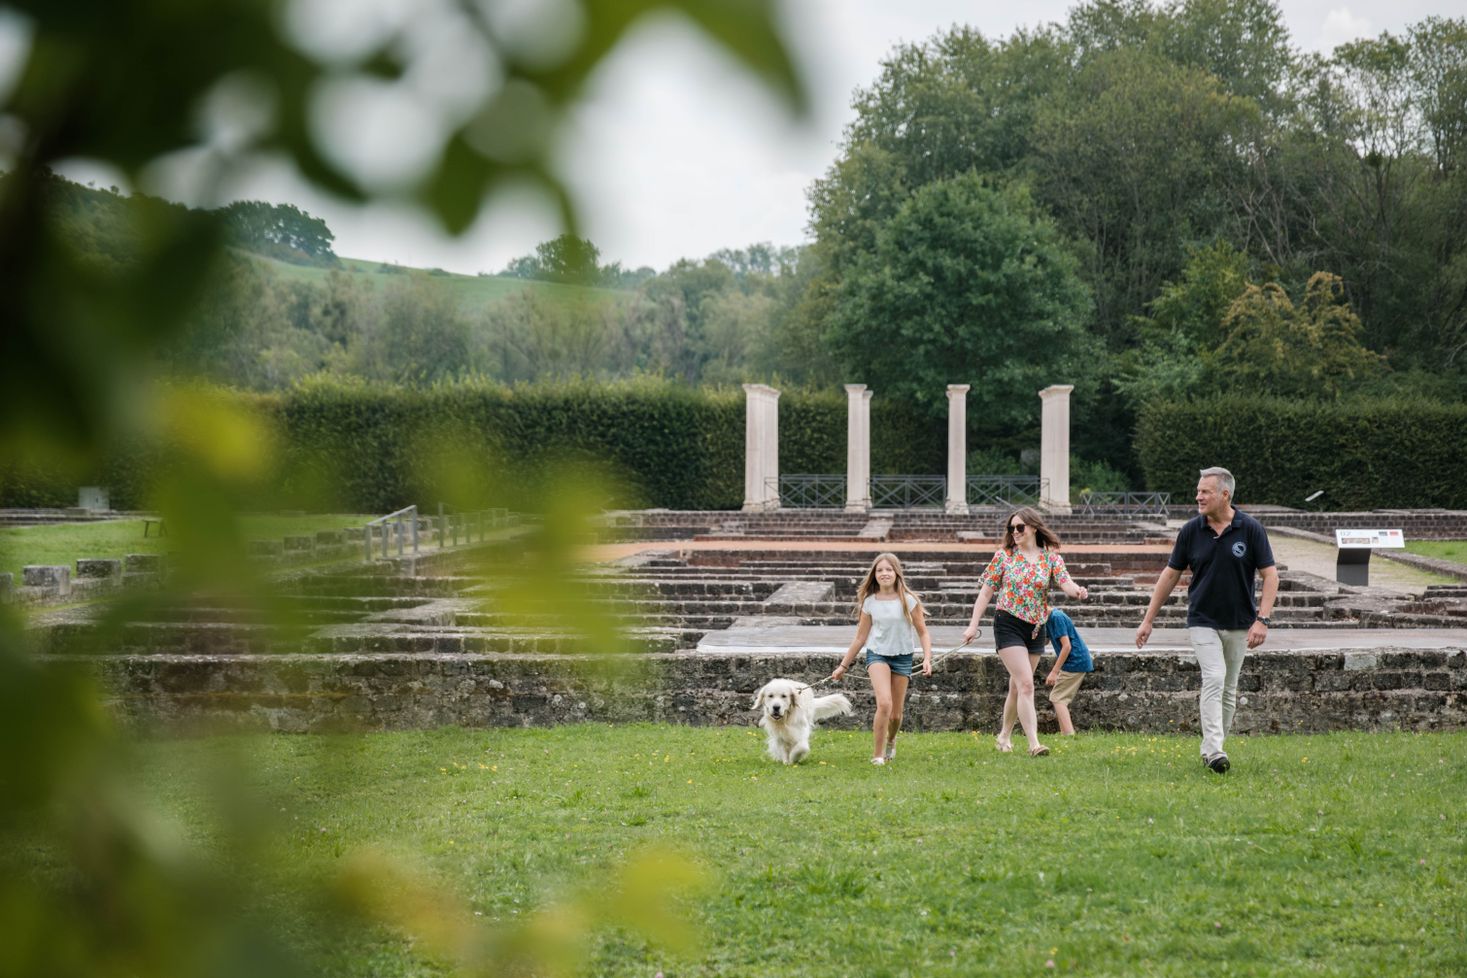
[1199,466,1235,498]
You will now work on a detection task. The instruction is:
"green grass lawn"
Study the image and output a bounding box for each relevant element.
[0,514,371,581]
[128,725,1467,977]
[1406,540,1467,565]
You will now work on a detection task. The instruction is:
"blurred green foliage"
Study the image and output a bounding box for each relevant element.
[0,1,806,975]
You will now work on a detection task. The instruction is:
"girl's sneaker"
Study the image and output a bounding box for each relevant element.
[870,756,886,766]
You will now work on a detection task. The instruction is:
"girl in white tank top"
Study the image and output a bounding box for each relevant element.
[830,552,933,765]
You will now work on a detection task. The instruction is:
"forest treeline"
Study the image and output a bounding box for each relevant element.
[38,1,1467,479]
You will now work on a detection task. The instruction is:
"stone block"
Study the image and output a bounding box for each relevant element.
[75,558,123,580]
[22,565,71,596]
[343,527,367,542]
[315,530,346,545]
[77,486,110,511]
[283,536,315,553]
[1312,671,1359,692]
[248,540,283,557]
[124,553,162,574]
[0,573,11,599]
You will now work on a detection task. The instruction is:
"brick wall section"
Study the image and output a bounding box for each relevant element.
[1260,511,1467,538]
[76,646,1466,734]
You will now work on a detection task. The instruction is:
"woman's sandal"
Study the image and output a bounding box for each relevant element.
[1028,744,1050,757]
[995,736,1013,753]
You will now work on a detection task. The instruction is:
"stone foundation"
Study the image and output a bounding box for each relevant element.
[80,646,1466,734]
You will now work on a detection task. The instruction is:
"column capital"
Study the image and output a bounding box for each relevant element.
[843,383,867,394]
[946,384,971,397]
[1038,384,1074,400]
[742,383,781,397]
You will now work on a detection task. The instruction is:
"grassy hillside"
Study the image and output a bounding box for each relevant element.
[244,251,638,315]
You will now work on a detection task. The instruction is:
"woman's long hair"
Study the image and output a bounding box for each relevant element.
[1001,507,1062,551]
[853,551,922,623]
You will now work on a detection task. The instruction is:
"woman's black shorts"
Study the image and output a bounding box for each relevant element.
[993,608,1047,654]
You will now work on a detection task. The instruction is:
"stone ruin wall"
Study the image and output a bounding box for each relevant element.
[80,646,1467,735]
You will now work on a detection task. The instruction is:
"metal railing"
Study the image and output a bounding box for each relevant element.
[871,475,947,509]
[967,475,1046,507]
[435,504,517,547]
[773,474,846,508]
[364,505,519,561]
[365,505,419,560]
[773,473,1078,511]
[1075,491,1171,520]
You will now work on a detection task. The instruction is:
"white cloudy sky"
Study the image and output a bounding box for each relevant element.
[48,0,1460,273]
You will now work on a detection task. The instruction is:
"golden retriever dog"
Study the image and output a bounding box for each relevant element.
[752,678,853,765]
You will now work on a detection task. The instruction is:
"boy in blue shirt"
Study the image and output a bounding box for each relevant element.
[1044,608,1093,735]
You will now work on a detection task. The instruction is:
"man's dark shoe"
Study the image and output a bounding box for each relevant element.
[1205,752,1230,774]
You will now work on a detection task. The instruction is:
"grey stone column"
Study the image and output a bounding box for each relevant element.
[945,384,970,515]
[1039,384,1074,513]
[844,384,870,512]
[742,384,781,512]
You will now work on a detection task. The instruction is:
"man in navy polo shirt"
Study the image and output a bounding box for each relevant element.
[1135,466,1278,774]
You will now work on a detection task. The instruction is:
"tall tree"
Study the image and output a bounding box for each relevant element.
[1030,48,1259,346]
[809,25,1072,283]
[485,292,625,381]
[350,275,472,385]
[827,174,1096,426]
[1212,272,1385,396]
[534,233,602,284]
[1162,0,1295,114]
[219,200,336,265]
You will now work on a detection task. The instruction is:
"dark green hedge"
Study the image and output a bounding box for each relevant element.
[18,386,1456,513]
[1,380,948,513]
[1135,397,1467,508]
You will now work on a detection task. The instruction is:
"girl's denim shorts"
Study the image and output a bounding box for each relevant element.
[864,649,914,677]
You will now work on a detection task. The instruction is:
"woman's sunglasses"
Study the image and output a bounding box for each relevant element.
[1009,522,1027,533]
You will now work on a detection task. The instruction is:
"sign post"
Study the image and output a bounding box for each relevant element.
[1334,528,1405,586]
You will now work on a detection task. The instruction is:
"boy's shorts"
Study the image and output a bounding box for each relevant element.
[1048,670,1086,706]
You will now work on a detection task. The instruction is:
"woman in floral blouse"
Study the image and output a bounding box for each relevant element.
[962,507,1089,756]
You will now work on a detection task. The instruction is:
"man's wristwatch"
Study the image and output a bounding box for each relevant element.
[1255,615,1272,626]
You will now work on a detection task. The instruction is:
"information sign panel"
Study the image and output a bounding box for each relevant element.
[1334,528,1405,586]
[1334,529,1405,549]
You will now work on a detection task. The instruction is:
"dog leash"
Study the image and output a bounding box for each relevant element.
[798,636,975,693]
